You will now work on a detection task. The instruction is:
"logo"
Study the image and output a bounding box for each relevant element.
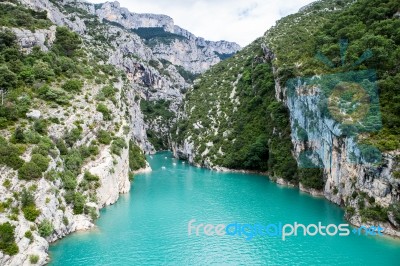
[187,219,384,241]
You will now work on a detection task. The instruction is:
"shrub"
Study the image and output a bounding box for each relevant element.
[61,171,77,190]
[32,137,54,157]
[56,139,68,155]
[97,85,117,101]
[64,150,83,175]
[12,127,25,143]
[22,205,40,222]
[62,79,83,92]
[32,119,47,135]
[38,219,53,237]
[64,128,82,147]
[29,254,39,264]
[0,222,19,255]
[78,144,99,159]
[97,130,112,145]
[111,137,127,156]
[298,168,324,190]
[52,27,82,57]
[360,205,388,222]
[37,85,69,105]
[24,230,33,241]
[20,188,35,208]
[32,60,55,82]
[30,154,49,172]
[18,162,42,180]
[83,171,99,182]
[101,85,116,97]
[0,137,24,170]
[129,141,146,171]
[0,65,17,91]
[0,29,17,51]
[96,104,112,120]
[23,130,41,145]
[72,192,85,215]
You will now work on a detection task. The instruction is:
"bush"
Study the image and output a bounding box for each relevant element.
[78,144,99,159]
[83,171,99,182]
[12,127,25,143]
[32,137,54,156]
[56,139,68,155]
[298,168,324,190]
[0,29,17,51]
[37,85,69,105]
[30,154,49,172]
[24,230,33,241]
[72,192,85,215]
[32,119,47,135]
[0,222,19,256]
[0,65,17,91]
[129,141,146,171]
[96,104,112,120]
[61,171,77,190]
[64,128,82,147]
[52,27,82,57]
[97,85,117,101]
[29,254,39,264]
[101,85,116,97]
[111,137,127,156]
[360,205,388,222]
[18,162,42,180]
[22,205,40,222]
[38,219,53,237]
[64,150,83,175]
[33,60,55,82]
[97,130,112,145]
[0,137,24,170]
[20,188,35,208]
[62,79,83,92]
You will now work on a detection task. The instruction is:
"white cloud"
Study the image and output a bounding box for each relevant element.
[86,0,315,46]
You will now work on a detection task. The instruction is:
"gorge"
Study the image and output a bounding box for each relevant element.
[0,0,399,265]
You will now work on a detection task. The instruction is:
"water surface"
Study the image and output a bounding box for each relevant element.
[50,152,400,265]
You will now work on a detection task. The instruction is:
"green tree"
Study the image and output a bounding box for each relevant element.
[0,222,19,255]
[18,162,42,180]
[38,219,53,237]
[52,27,82,57]
[0,65,17,91]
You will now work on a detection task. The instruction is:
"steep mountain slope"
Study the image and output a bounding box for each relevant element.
[175,0,400,235]
[18,0,241,152]
[0,0,239,264]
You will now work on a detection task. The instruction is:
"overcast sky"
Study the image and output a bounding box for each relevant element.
[87,0,315,46]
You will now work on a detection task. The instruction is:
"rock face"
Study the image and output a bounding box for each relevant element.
[281,77,400,236]
[1,0,240,264]
[95,1,175,32]
[93,1,241,73]
[10,26,56,53]
[0,79,135,265]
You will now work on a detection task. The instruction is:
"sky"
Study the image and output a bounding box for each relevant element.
[87,0,315,46]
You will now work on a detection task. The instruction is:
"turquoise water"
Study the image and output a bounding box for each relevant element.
[49,152,400,265]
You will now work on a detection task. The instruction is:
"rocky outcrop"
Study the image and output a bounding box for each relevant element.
[91,1,241,73]
[0,75,140,265]
[9,25,56,53]
[95,1,175,32]
[281,68,400,236]
[19,0,86,33]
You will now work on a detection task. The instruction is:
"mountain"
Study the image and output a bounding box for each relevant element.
[174,0,400,236]
[0,0,400,264]
[0,0,239,264]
